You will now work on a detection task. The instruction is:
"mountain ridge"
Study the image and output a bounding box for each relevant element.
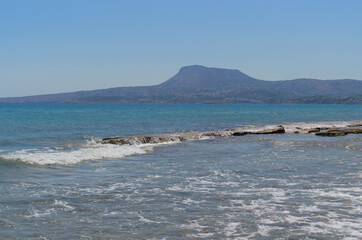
[1,65,361,104]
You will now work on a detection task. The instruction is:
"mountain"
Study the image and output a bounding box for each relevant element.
[1,65,362,104]
[160,65,264,90]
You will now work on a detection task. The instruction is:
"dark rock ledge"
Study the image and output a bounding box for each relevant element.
[101,123,362,146]
[101,126,285,145]
[315,128,362,137]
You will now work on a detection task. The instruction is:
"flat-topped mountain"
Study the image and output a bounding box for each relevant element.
[1,65,362,104]
[160,65,263,90]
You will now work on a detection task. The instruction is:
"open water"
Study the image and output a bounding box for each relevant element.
[0,103,361,239]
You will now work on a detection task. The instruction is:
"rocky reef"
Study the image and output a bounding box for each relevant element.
[100,121,362,146]
[101,126,285,145]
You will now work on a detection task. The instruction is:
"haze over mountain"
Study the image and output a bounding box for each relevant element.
[1,65,362,104]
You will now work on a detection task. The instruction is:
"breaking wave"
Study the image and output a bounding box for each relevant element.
[0,141,151,165]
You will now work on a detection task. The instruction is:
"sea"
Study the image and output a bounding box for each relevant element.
[0,103,361,239]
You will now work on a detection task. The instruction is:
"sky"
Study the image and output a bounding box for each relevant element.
[1,0,362,97]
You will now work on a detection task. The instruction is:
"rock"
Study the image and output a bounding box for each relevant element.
[108,139,118,144]
[178,136,187,141]
[137,136,152,144]
[294,126,339,134]
[307,128,321,133]
[102,136,122,141]
[315,128,362,137]
[101,137,135,145]
[347,122,362,127]
[315,131,348,136]
[232,132,248,136]
[101,126,286,146]
[203,132,220,137]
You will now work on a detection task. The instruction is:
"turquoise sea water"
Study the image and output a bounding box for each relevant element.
[0,103,361,239]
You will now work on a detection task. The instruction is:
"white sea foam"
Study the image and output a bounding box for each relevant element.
[0,142,150,165]
[182,198,206,205]
[297,204,320,213]
[242,124,281,133]
[138,214,161,223]
[224,222,241,237]
[25,207,55,218]
[103,211,120,216]
[53,200,75,211]
[187,232,215,238]
[181,220,207,231]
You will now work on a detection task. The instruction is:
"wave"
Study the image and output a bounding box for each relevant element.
[0,120,360,166]
[0,142,150,165]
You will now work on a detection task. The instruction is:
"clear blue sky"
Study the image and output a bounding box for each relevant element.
[1,0,361,97]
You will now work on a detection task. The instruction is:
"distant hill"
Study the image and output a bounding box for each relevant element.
[1,65,362,104]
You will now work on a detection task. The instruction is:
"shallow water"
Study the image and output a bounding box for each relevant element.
[0,104,361,239]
